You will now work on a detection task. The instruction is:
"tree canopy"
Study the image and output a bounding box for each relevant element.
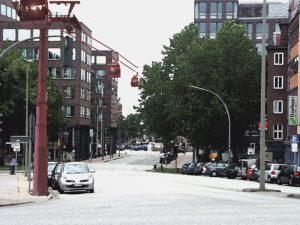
[138,21,261,158]
[0,48,67,142]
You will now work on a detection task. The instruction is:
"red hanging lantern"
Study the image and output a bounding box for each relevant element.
[107,61,121,78]
[131,73,140,87]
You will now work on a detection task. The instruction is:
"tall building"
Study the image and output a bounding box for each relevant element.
[0,0,119,161]
[194,1,289,50]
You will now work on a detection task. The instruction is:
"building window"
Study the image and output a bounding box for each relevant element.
[18,29,31,41]
[63,86,74,99]
[86,71,91,83]
[81,69,86,81]
[6,6,11,17]
[63,67,75,79]
[96,56,106,65]
[72,48,76,60]
[48,48,61,60]
[244,23,252,39]
[199,2,207,19]
[80,88,86,99]
[64,106,75,117]
[273,124,283,140]
[3,29,16,41]
[199,22,206,38]
[256,23,268,40]
[1,4,6,16]
[274,76,283,89]
[209,23,221,39]
[226,2,237,19]
[86,90,91,101]
[273,100,283,114]
[274,53,284,65]
[48,29,61,41]
[48,67,61,79]
[96,70,106,79]
[80,106,85,118]
[33,29,40,41]
[86,107,90,119]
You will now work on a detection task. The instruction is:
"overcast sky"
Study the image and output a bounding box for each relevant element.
[52,0,288,116]
[67,0,194,116]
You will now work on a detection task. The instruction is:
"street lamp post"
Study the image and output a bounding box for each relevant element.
[189,85,231,161]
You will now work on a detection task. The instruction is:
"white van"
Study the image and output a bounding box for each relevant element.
[237,159,257,180]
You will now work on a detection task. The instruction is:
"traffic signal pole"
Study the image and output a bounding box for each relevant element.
[33,28,48,196]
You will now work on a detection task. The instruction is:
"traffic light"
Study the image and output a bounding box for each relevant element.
[64,36,74,67]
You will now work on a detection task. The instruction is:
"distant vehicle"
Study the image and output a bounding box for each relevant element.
[181,163,191,174]
[204,162,229,177]
[224,163,238,179]
[50,162,63,190]
[159,152,176,164]
[47,162,58,186]
[237,159,257,180]
[186,162,205,175]
[265,163,287,183]
[57,162,95,194]
[277,165,300,186]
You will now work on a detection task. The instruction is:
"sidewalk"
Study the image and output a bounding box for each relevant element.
[0,152,128,207]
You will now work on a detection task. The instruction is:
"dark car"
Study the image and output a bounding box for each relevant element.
[186,163,204,175]
[277,165,300,186]
[205,162,229,177]
[224,163,238,179]
[159,152,176,164]
[50,162,63,190]
[181,163,191,174]
[47,162,58,186]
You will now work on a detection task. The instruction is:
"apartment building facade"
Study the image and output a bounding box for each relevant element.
[0,0,119,161]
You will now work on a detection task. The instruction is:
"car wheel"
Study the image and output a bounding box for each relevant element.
[211,171,217,177]
[277,178,282,185]
[267,176,272,183]
[90,188,94,193]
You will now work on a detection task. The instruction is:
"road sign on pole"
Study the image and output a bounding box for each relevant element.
[10,136,29,143]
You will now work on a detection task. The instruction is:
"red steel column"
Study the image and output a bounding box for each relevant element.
[33,28,48,196]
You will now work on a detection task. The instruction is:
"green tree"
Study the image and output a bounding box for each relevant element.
[138,21,261,157]
[0,48,67,141]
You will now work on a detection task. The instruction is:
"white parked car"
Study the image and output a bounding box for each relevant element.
[265,163,287,183]
[57,162,95,194]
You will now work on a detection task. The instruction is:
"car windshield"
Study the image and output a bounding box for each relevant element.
[48,163,56,172]
[297,167,300,173]
[63,164,90,174]
[273,164,280,170]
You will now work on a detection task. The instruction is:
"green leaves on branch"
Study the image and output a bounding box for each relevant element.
[138,21,261,152]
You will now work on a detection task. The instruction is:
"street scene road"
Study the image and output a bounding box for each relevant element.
[1,151,300,225]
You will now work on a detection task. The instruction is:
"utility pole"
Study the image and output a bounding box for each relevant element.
[259,0,267,191]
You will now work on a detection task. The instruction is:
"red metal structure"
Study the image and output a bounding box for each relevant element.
[11,0,80,196]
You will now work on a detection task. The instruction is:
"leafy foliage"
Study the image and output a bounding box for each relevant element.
[138,21,261,156]
[0,48,67,141]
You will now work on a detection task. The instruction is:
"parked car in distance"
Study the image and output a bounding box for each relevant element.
[50,162,63,190]
[277,165,300,186]
[47,162,58,186]
[57,162,95,194]
[224,163,238,179]
[159,152,176,164]
[265,163,287,183]
[186,162,205,175]
[246,165,260,181]
[205,162,229,177]
[181,163,191,174]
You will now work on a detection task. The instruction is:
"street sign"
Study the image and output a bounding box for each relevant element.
[10,136,29,143]
[291,135,298,152]
[13,145,20,152]
[247,147,255,155]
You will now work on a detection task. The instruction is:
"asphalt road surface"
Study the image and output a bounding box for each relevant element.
[1,150,300,225]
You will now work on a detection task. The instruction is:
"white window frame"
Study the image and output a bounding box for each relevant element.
[274,52,284,65]
[273,76,283,89]
[273,100,283,114]
[273,124,283,140]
